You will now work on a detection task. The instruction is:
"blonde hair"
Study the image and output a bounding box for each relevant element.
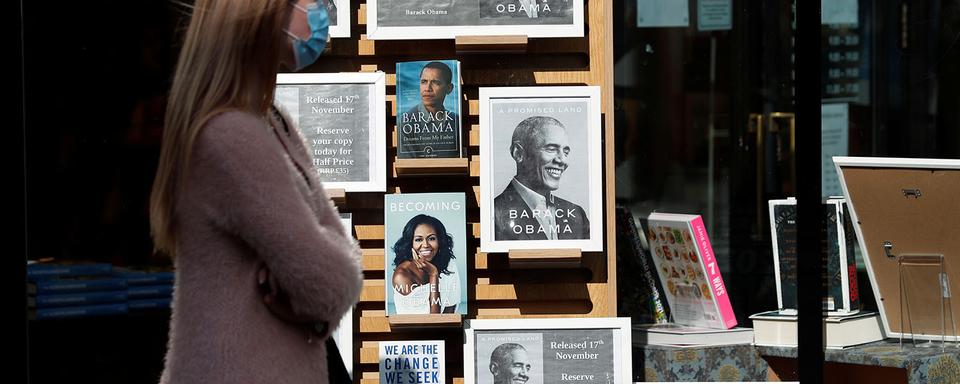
[150,0,288,256]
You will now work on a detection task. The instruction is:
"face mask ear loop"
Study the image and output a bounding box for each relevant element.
[283,29,301,41]
[289,1,308,14]
[283,1,309,40]
[285,0,328,71]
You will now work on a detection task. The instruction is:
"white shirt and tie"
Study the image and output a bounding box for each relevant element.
[509,178,558,240]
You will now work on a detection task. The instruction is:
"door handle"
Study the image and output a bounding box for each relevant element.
[750,112,796,240]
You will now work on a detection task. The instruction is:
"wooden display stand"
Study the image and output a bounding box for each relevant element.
[327,188,346,206]
[508,248,583,269]
[394,158,470,177]
[454,35,528,54]
[324,1,615,381]
[387,314,462,329]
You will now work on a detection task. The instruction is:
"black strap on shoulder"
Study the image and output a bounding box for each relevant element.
[326,338,352,383]
[266,105,312,188]
[269,104,290,134]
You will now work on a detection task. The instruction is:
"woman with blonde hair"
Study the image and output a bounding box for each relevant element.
[150,0,361,382]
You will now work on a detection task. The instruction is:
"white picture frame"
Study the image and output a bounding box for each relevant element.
[463,317,631,384]
[365,0,584,40]
[479,86,603,253]
[325,0,351,38]
[275,72,387,192]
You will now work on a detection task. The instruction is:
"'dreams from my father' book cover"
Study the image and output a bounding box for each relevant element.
[396,60,462,158]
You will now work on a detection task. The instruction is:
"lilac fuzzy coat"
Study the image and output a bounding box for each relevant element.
[159,110,363,383]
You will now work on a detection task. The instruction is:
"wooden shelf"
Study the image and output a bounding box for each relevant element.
[508,248,582,269]
[455,35,528,54]
[326,188,346,206]
[387,314,462,329]
[318,0,616,381]
[394,157,470,177]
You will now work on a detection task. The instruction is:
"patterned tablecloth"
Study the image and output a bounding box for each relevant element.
[634,343,769,382]
[757,339,960,384]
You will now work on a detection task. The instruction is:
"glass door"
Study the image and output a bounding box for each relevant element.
[613,1,797,326]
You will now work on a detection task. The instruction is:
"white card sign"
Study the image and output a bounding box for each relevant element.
[821,103,849,198]
[636,0,690,28]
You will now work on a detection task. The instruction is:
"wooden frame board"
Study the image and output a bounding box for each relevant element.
[835,156,960,341]
[315,0,615,381]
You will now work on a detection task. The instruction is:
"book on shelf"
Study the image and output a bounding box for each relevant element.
[384,193,467,316]
[26,262,113,281]
[646,213,737,329]
[129,297,173,312]
[28,290,128,309]
[28,276,128,295]
[127,285,174,299]
[615,206,668,324]
[824,311,883,349]
[114,268,175,286]
[768,198,798,313]
[750,310,883,349]
[27,263,174,292]
[395,60,463,159]
[823,197,860,315]
[29,302,130,320]
[748,310,799,347]
[379,340,444,384]
[29,284,172,308]
[633,323,754,348]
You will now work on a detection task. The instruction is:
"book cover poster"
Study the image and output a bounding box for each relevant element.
[377,0,573,27]
[379,340,445,384]
[840,201,860,311]
[823,199,860,313]
[474,330,616,384]
[397,60,462,158]
[275,83,371,183]
[385,193,467,315]
[489,98,592,243]
[771,201,798,311]
[823,201,843,311]
[647,214,736,329]
[614,206,668,324]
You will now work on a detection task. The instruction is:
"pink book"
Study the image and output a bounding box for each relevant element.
[646,213,737,329]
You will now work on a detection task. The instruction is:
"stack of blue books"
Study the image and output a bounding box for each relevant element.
[27,262,175,320]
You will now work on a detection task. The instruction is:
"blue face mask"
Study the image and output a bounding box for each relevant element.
[284,1,329,71]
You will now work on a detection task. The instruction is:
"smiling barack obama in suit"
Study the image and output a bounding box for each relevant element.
[494,116,589,241]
